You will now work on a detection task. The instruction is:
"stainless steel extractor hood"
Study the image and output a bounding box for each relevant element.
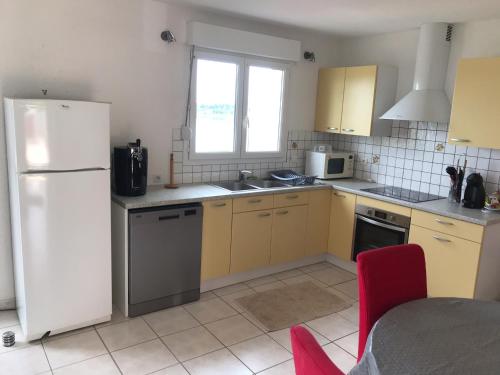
[381,23,453,123]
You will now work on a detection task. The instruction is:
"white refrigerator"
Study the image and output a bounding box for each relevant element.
[4,98,112,340]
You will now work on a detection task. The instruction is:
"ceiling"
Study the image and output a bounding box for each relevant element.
[165,0,500,36]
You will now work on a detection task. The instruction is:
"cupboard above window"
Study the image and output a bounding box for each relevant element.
[314,65,398,137]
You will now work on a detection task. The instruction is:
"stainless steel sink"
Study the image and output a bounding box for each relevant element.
[247,180,290,189]
[212,181,258,191]
[212,179,290,191]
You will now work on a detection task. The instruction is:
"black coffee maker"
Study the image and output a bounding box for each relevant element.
[114,139,148,196]
[462,173,486,209]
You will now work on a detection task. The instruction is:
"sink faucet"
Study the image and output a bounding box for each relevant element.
[238,170,253,181]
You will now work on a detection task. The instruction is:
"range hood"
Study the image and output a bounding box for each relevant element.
[381,23,453,123]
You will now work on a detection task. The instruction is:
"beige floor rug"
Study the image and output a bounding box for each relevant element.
[236,281,353,332]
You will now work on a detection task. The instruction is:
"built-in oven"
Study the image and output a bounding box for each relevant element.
[351,204,411,262]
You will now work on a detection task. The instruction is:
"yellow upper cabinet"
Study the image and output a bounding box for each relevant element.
[448,57,500,149]
[314,68,346,133]
[314,65,397,137]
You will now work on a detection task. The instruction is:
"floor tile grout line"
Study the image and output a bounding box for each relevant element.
[94,325,124,375]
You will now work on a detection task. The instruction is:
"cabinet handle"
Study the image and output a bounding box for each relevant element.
[343,128,355,133]
[334,192,346,198]
[328,127,338,131]
[258,212,271,217]
[286,194,299,199]
[61,104,70,109]
[276,210,289,215]
[213,202,227,207]
[450,138,470,143]
[249,199,262,203]
[433,235,452,242]
[435,219,454,226]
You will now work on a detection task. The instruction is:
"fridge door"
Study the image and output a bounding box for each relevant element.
[7,99,110,172]
[17,169,111,339]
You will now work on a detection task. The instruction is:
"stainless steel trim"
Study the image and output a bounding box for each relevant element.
[355,204,411,229]
[435,219,454,225]
[450,138,470,143]
[356,215,408,233]
[433,235,452,242]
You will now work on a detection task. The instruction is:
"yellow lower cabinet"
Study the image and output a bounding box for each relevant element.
[270,205,308,265]
[328,191,356,261]
[201,199,232,281]
[306,190,331,256]
[409,225,481,298]
[230,210,272,274]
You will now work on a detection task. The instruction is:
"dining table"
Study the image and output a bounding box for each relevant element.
[348,297,500,375]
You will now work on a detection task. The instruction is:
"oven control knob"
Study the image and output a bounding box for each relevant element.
[367,209,373,215]
[388,215,395,222]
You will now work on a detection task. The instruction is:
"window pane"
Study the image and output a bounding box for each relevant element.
[245,66,284,153]
[195,59,237,153]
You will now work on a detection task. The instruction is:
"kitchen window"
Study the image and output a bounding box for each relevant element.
[189,49,288,160]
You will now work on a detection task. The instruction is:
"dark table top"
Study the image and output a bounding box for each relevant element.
[349,298,500,375]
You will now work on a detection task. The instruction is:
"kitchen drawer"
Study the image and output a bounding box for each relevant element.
[233,194,274,213]
[274,191,309,208]
[356,195,411,217]
[411,210,484,243]
[408,225,481,298]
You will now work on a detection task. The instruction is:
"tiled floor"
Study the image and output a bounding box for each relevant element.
[0,262,359,375]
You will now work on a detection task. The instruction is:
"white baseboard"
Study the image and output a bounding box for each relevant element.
[325,253,357,275]
[0,298,16,310]
[201,254,327,292]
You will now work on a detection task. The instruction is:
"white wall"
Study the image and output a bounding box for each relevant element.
[338,19,500,101]
[0,0,339,306]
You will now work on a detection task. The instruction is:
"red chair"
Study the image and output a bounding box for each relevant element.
[291,325,345,375]
[357,244,427,360]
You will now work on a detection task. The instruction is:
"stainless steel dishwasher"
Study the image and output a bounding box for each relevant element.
[128,203,202,317]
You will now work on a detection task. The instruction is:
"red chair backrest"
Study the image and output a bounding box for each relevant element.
[357,244,427,360]
[290,326,345,375]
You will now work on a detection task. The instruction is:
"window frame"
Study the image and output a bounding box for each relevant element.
[188,48,289,161]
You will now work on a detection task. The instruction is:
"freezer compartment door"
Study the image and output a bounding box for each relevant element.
[7,99,110,172]
[18,170,111,336]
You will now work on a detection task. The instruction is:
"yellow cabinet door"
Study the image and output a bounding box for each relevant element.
[328,191,356,261]
[341,65,377,136]
[448,57,500,149]
[409,225,481,298]
[230,210,272,274]
[270,205,308,265]
[306,190,331,256]
[314,67,346,133]
[201,199,233,281]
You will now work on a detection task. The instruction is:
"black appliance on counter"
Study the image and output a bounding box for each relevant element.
[114,139,148,196]
[463,173,486,209]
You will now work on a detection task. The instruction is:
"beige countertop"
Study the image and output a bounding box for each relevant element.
[111,179,500,226]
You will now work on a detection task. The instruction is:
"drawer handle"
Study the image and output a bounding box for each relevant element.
[61,104,70,109]
[249,199,262,204]
[159,214,180,221]
[334,192,346,198]
[328,127,338,131]
[276,210,289,215]
[450,138,470,143]
[286,195,299,199]
[213,202,227,207]
[435,219,454,226]
[258,212,271,217]
[433,235,452,243]
[343,128,355,133]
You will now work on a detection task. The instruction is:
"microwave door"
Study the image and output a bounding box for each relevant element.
[327,158,345,175]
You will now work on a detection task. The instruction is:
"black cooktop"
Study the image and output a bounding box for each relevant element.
[361,186,443,203]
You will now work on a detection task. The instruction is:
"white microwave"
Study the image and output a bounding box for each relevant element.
[305,151,354,179]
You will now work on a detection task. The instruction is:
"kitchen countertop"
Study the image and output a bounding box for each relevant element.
[112,179,500,226]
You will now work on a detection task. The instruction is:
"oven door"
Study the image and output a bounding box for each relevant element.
[352,214,409,261]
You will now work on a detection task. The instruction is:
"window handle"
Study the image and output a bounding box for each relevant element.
[243,115,250,129]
